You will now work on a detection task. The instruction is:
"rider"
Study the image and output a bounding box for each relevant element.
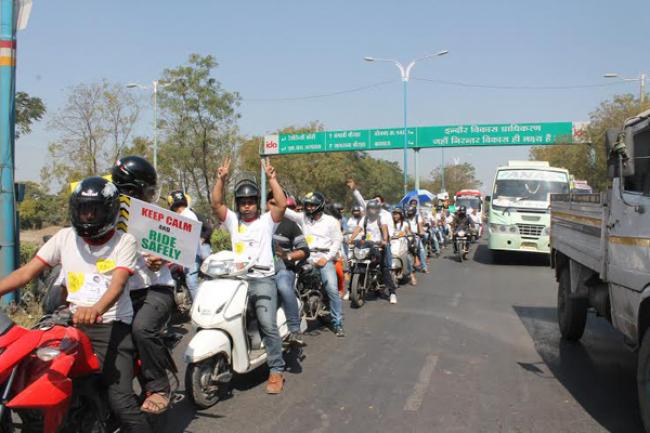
[349,199,398,304]
[451,205,474,254]
[391,206,417,286]
[347,205,364,232]
[211,158,288,394]
[285,192,345,337]
[111,155,176,414]
[268,191,309,347]
[406,204,429,273]
[0,177,151,432]
[167,190,202,299]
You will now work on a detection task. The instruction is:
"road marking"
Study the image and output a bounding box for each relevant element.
[403,354,439,412]
[450,292,462,307]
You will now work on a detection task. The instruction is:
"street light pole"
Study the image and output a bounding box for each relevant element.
[364,50,448,194]
[127,78,182,171]
[604,72,647,105]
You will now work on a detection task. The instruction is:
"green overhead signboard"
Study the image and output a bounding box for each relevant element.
[262,121,584,156]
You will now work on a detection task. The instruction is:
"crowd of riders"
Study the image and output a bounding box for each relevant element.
[0,154,482,431]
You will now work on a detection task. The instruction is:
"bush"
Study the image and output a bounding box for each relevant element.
[210,229,231,253]
[20,241,39,265]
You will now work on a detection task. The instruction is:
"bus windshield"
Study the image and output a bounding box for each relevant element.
[492,169,569,209]
[456,196,481,211]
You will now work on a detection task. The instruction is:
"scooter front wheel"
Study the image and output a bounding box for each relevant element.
[186,354,230,409]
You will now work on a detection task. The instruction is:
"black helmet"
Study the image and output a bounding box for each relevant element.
[351,204,363,213]
[328,202,344,219]
[303,192,325,217]
[69,177,120,240]
[366,199,381,217]
[457,205,467,216]
[234,179,260,207]
[111,156,158,202]
[167,190,188,211]
[406,205,417,217]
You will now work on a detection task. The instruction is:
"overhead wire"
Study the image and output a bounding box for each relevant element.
[242,79,398,102]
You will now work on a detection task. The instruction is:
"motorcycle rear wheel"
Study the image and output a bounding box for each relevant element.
[350,274,365,309]
[186,354,230,409]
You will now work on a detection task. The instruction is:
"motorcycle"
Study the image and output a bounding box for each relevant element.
[184,251,306,409]
[423,224,440,258]
[454,228,470,262]
[170,265,193,322]
[297,261,330,322]
[390,235,411,285]
[348,240,384,308]
[0,307,181,433]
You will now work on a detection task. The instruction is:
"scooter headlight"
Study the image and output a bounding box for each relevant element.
[457,230,466,238]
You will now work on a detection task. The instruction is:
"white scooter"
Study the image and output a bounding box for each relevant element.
[390,234,411,285]
[183,251,306,409]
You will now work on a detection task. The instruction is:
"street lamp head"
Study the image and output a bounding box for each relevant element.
[604,73,619,78]
[126,83,140,88]
[436,50,449,56]
[363,57,375,62]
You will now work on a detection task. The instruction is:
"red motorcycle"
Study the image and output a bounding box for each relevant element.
[0,308,180,433]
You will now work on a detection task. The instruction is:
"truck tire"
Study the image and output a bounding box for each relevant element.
[557,266,588,341]
[637,329,650,432]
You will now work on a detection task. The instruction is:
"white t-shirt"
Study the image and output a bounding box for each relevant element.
[180,207,201,256]
[285,209,342,263]
[358,216,385,243]
[346,216,362,235]
[36,228,136,324]
[222,209,277,278]
[127,253,175,292]
[407,216,422,235]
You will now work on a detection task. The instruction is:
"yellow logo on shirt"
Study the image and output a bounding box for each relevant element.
[234,241,245,255]
[238,224,247,234]
[96,259,116,274]
[67,272,85,294]
[306,235,314,246]
[366,233,373,241]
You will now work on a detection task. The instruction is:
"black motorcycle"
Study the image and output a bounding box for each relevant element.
[453,228,470,262]
[297,249,331,322]
[348,240,384,308]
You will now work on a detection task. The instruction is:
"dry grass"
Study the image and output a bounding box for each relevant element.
[8,302,43,329]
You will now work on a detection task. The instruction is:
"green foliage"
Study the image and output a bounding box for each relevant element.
[238,122,404,207]
[156,54,241,211]
[42,80,140,187]
[530,93,650,192]
[210,229,231,253]
[18,182,67,229]
[15,91,45,139]
[422,162,482,196]
[19,242,39,265]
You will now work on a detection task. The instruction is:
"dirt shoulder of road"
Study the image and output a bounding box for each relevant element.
[21,226,64,246]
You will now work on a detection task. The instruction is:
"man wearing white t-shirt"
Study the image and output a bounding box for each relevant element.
[211,157,287,395]
[349,199,398,304]
[0,177,150,432]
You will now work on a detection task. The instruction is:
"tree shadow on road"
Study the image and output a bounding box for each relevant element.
[514,305,644,433]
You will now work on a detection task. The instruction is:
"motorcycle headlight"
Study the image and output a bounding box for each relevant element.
[36,347,61,362]
[354,248,369,260]
[457,230,466,237]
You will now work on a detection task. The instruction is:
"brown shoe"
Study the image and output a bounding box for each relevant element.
[266,372,284,394]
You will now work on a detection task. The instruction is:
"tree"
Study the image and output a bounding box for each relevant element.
[422,162,481,196]
[238,122,404,207]
[156,54,241,211]
[41,80,140,187]
[18,181,66,229]
[530,93,650,192]
[15,91,45,139]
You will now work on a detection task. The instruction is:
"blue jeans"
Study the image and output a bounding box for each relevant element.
[416,238,428,272]
[247,277,285,373]
[186,255,200,300]
[315,261,343,326]
[274,269,301,333]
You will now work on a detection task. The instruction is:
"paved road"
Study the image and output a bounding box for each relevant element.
[160,242,644,433]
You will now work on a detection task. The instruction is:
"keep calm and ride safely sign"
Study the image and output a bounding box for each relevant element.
[119,196,202,268]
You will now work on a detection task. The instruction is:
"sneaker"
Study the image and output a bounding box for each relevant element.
[410,274,417,285]
[333,324,345,337]
[343,292,350,301]
[287,332,305,347]
[266,372,284,394]
[389,293,397,304]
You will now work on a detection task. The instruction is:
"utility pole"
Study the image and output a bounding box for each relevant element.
[0,0,17,303]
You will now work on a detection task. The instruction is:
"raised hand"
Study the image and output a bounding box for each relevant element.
[217,157,232,181]
[346,178,356,190]
[263,158,277,180]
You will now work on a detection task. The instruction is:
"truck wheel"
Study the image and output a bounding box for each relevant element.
[557,266,587,341]
[637,329,650,432]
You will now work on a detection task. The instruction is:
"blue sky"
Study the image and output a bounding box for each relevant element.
[14,0,650,193]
